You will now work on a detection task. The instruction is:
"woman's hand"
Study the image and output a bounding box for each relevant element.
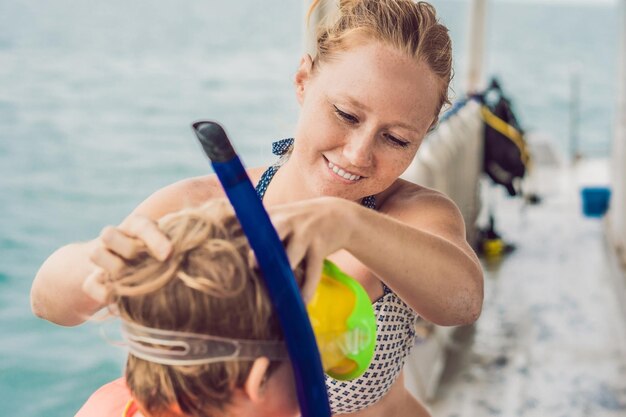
[82,215,173,304]
[267,197,356,301]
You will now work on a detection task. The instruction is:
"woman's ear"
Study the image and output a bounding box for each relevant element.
[294,54,314,105]
[244,357,271,403]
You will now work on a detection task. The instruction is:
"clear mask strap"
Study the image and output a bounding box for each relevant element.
[120,320,287,366]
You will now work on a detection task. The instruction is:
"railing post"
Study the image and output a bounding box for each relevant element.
[569,65,582,162]
[610,0,626,261]
[466,0,489,93]
[303,0,338,56]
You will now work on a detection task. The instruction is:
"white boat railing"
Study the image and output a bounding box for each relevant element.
[609,0,626,265]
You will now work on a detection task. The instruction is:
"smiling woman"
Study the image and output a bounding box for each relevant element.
[30,1,482,416]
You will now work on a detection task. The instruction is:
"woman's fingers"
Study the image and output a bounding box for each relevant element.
[247,249,259,270]
[283,235,308,271]
[118,216,172,261]
[89,242,126,276]
[267,206,329,300]
[82,214,172,305]
[247,225,323,302]
[84,241,127,303]
[99,226,144,260]
[82,268,109,304]
[301,251,324,302]
[286,235,324,302]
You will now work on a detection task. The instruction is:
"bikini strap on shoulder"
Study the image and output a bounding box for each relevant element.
[272,138,294,156]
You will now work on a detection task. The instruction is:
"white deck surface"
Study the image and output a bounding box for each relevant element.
[428,160,626,416]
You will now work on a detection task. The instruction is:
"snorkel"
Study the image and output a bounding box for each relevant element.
[191,121,330,417]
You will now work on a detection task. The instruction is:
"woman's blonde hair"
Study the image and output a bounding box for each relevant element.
[106,199,300,417]
[308,0,453,120]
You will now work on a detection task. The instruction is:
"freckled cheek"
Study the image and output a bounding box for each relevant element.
[299,110,340,152]
[384,152,414,176]
[314,126,346,154]
[400,154,416,171]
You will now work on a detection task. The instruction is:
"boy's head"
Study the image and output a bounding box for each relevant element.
[106,199,301,417]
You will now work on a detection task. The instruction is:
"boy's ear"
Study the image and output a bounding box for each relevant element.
[244,357,271,403]
[294,54,314,105]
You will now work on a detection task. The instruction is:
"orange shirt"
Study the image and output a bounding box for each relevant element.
[75,377,139,417]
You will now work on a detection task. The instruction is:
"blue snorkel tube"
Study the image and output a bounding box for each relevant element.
[192,121,331,417]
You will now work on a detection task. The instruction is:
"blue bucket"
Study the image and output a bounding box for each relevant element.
[580,187,611,217]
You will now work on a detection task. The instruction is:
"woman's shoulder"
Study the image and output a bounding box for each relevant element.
[132,167,268,220]
[379,178,454,210]
[131,175,224,219]
[378,179,467,241]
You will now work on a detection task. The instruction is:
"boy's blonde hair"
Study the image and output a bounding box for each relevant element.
[309,0,453,120]
[106,199,300,417]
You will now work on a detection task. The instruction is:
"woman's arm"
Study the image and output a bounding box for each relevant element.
[30,176,222,326]
[31,239,103,326]
[268,192,483,326]
[349,190,483,326]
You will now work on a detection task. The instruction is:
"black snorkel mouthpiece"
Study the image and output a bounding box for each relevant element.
[192,121,236,163]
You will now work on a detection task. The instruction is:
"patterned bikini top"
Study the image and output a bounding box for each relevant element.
[256,138,419,415]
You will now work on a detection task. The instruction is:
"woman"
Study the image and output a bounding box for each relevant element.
[32,1,483,415]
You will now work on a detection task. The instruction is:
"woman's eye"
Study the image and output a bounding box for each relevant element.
[333,106,358,124]
[384,133,410,148]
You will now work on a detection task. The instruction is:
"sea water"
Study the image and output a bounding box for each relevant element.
[0,0,619,415]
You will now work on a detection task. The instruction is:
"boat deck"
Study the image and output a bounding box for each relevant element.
[428,159,626,416]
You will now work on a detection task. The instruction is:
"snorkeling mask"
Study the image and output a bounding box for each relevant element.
[306,260,377,380]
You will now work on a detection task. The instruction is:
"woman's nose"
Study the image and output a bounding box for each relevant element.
[342,133,374,168]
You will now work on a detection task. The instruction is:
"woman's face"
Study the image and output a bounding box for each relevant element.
[292,41,441,201]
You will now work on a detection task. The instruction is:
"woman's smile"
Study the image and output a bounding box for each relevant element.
[323,156,365,183]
